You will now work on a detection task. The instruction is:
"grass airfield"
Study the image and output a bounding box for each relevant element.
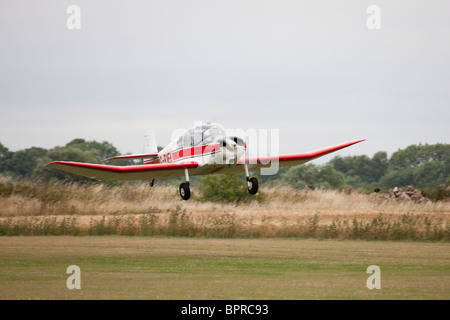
[0,236,448,300]
[1,182,449,299]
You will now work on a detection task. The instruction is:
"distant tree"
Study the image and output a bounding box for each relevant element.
[65,139,120,160]
[281,164,318,189]
[34,146,99,182]
[329,155,352,175]
[0,142,13,173]
[330,151,388,187]
[257,167,289,185]
[413,161,448,188]
[6,147,47,178]
[281,163,345,189]
[34,139,121,182]
[380,143,450,188]
[369,151,389,182]
[317,164,346,189]
[379,168,415,188]
[389,144,423,170]
[388,143,450,171]
[330,155,372,180]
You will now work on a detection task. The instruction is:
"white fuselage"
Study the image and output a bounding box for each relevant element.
[153,123,245,167]
[157,141,246,167]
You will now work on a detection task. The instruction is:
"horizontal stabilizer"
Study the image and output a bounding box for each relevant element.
[105,153,159,162]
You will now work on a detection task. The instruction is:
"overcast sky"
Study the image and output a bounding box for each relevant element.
[1,0,449,162]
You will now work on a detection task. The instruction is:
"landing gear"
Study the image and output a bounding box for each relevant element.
[179,182,191,200]
[149,179,155,187]
[247,177,258,195]
[244,164,258,195]
[179,168,191,200]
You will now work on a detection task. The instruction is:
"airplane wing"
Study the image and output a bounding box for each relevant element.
[191,139,366,176]
[46,161,198,181]
[239,139,366,169]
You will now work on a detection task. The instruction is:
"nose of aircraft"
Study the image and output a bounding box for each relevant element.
[224,137,237,151]
[222,136,246,164]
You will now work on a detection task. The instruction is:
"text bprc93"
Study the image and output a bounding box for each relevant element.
[225,304,269,315]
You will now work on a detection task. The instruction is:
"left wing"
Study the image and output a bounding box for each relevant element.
[239,139,366,169]
[46,161,198,181]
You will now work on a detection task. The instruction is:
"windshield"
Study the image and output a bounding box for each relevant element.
[177,123,226,148]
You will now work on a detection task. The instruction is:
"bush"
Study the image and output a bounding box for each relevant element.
[197,174,264,203]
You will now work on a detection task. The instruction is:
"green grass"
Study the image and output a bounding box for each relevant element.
[0,237,448,299]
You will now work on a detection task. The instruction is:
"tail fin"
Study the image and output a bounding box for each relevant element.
[144,127,158,154]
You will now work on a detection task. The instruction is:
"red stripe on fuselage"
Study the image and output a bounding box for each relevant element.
[164,143,220,163]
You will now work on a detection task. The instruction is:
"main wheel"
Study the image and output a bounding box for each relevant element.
[179,182,191,200]
[247,177,258,195]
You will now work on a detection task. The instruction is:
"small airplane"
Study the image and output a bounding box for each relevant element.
[47,123,365,200]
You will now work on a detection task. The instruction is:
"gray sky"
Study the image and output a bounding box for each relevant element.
[1,0,449,163]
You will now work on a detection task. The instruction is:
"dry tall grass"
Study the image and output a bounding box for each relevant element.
[1,176,449,240]
[1,176,448,216]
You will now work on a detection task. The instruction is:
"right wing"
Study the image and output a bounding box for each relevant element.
[46,161,198,181]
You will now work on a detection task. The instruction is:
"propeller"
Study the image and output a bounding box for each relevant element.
[224,137,237,151]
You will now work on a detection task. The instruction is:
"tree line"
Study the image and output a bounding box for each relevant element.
[0,139,121,182]
[0,139,448,191]
[265,143,449,191]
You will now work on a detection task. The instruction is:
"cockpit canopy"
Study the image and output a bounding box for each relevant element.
[177,123,227,148]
